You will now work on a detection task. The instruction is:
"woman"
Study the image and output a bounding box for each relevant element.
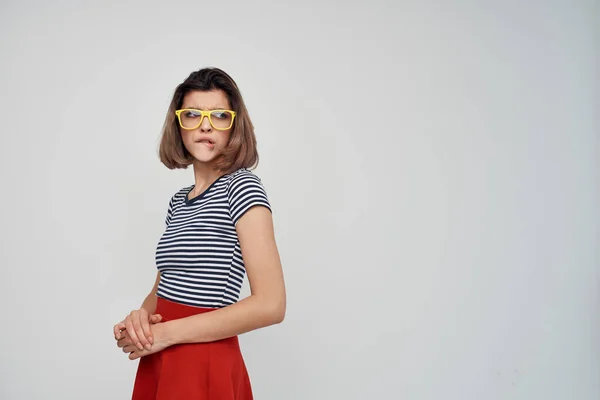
[113,67,286,399]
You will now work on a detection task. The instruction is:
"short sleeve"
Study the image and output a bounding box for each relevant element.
[227,172,271,226]
[165,195,175,227]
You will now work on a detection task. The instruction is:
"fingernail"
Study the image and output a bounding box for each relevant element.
[115,334,120,340]
[137,342,143,350]
[145,343,152,351]
[148,336,153,344]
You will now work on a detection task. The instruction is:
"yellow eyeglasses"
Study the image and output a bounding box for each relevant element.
[175,108,237,131]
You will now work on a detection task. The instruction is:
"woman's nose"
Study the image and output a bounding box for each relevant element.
[200,115,212,132]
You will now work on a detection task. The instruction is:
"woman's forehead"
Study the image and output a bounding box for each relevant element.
[182,89,230,109]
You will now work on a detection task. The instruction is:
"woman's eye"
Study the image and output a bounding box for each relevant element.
[212,112,228,119]
[184,110,201,118]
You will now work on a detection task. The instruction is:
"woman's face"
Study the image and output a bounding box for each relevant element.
[179,89,233,165]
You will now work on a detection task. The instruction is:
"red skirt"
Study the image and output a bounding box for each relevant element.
[131,297,253,400]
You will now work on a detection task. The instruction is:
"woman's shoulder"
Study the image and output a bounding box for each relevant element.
[168,184,194,205]
[223,168,271,223]
[224,167,265,188]
[166,168,266,207]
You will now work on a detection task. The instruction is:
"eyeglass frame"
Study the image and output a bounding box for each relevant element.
[174,108,237,131]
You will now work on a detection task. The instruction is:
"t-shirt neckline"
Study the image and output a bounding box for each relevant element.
[184,173,229,206]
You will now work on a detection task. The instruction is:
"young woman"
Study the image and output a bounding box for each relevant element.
[113,67,286,399]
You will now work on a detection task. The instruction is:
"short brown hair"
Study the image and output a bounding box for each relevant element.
[158,67,259,174]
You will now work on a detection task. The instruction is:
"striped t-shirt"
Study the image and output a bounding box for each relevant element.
[155,168,271,308]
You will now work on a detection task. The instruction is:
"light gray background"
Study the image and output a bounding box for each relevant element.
[1,1,598,399]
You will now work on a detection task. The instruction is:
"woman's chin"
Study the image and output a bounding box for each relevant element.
[189,150,219,164]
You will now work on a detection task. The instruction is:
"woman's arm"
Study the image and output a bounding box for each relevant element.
[163,205,286,345]
[140,272,161,314]
[114,271,162,348]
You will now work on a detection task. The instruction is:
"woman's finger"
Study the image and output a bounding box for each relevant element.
[114,321,126,339]
[113,320,125,339]
[123,344,136,353]
[132,310,150,350]
[124,314,142,350]
[115,310,161,344]
[116,331,132,348]
[141,314,153,346]
[150,314,162,323]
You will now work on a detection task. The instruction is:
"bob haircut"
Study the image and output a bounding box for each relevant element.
[159,67,258,174]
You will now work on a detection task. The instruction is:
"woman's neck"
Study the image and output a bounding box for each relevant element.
[191,161,223,194]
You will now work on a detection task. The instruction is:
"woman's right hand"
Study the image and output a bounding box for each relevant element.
[113,309,162,351]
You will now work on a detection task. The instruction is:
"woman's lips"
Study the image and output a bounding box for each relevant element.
[195,139,215,149]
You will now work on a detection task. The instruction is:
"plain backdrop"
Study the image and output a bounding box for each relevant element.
[0,1,598,399]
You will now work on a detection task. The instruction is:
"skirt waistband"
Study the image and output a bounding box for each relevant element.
[155,296,217,322]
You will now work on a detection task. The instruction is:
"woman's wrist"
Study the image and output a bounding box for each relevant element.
[161,320,182,347]
[141,294,157,315]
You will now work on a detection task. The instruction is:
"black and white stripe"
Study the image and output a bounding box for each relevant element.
[155,168,271,308]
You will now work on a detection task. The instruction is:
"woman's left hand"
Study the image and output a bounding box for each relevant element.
[117,323,172,360]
